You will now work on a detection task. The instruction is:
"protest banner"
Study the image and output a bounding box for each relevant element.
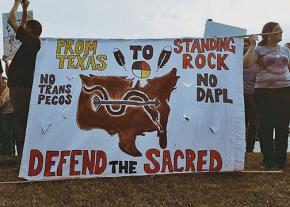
[19,37,245,180]
[2,11,33,60]
[204,19,247,38]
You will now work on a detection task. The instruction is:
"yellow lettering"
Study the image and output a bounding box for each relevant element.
[96,55,107,71]
[64,39,74,54]
[56,55,68,69]
[86,56,97,70]
[75,40,84,55]
[85,41,97,55]
[67,55,76,69]
[76,54,88,70]
[56,39,65,54]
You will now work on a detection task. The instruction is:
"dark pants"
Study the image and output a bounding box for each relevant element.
[9,87,32,156]
[255,87,290,168]
[244,94,258,152]
[0,113,16,155]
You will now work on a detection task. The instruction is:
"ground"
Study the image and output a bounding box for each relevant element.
[0,153,289,207]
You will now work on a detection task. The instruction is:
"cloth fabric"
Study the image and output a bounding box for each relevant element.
[9,87,32,156]
[8,26,40,88]
[255,87,290,168]
[254,46,290,88]
[0,113,15,155]
[243,64,257,94]
[244,94,258,152]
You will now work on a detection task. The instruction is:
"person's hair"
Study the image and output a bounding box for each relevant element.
[258,22,279,46]
[26,20,42,37]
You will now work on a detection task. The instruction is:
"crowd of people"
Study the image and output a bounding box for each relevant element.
[0,0,289,170]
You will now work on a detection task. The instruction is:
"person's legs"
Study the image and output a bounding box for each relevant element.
[0,113,13,155]
[274,118,289,168]
[260,114,275,167]
[244,94,249,151]
[9,87,31,156]
[11,113,17,155]
[256,90,275,168]
[274,89,290,168]
[244,94,258,152]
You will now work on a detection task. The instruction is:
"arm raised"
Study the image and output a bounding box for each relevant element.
[243,36,258,68]
[8,0,22,33]
[21,0,30,27]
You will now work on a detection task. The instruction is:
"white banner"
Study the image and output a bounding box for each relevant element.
[204,20,247,38]
[20,37,245,180]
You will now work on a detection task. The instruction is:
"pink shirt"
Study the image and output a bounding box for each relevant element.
[244,64,257,94]
[254,46,290,88]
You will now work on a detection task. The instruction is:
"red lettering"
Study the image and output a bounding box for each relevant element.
[197,150,207,172]
[219,37,236,53]
[195,54,206,69]
[207,53,216,69]
[144,149,160,174]
[193,39,203,53]
[209,38,218,51]
[174,150,184,172]
[217,54,229,70]
[200,39,209,53]
[82,150,95,175]
[182,54,193,69]
[44,151,59,176]
[228,37,236,53]
[190,39,198,53]
[94,150,107,175]
[28,149,43,176]
[209,150,223,172]
[185,149,195,171]
[183,39,192,53]
[174,39,183,54]
[161,150,173,173]
[70,150,82,176]
[57,150,70,176]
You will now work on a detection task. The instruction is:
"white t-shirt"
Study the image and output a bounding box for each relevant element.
[254,45,290,88]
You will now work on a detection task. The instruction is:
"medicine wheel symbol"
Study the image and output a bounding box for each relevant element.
[132,61,151,79]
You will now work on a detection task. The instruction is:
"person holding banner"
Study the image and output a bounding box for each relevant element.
[7,0,42,156]
[243,39,259,153]
[244,22,290,169]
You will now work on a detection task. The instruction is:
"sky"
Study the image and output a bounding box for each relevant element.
[1,0,290,56]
